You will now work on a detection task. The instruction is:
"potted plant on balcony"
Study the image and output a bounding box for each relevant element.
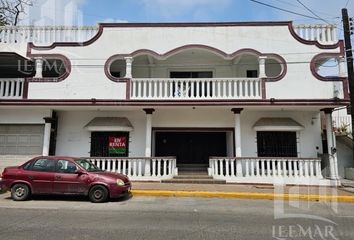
[335,123,350,136]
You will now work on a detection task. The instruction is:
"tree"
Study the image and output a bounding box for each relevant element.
[0,14,6,26]
[0,0,33,26]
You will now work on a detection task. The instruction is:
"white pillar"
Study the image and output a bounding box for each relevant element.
[124,57,134,78]
[42,114,53,156]
[324,109,339,180]
[258,56,267,78]
[232,108,243,177]
[143,108,155,176]
[332,131,339,178]
[34,58,44,78]
[337,57,346,78]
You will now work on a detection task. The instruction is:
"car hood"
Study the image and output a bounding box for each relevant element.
[93,171,129,182]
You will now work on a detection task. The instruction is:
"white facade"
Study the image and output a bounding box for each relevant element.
[45,109,321,158]
[0,22,350,185]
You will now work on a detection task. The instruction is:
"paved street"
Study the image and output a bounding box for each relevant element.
[0,193,354,240]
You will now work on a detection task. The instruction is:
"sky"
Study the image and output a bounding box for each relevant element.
[20,0,354,27]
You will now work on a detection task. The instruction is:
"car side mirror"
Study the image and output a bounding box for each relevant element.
[75,169,86,175]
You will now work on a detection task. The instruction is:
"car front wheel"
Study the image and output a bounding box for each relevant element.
[89,185,108,203]
[11,183,30,201]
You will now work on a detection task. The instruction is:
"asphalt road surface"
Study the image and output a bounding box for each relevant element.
[0,193,353,240]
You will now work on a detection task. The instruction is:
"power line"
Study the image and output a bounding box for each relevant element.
[272,0,339,19]
[295,0,331,25]
[249,0,323,21]
[345,0,351,8]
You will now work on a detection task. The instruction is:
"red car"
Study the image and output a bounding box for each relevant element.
[0,156,131,203]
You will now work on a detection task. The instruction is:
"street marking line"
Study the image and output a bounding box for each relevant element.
[131,190,354,202]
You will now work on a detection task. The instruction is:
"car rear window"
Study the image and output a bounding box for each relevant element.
[30,159,56,172]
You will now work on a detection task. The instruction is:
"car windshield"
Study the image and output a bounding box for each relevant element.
[75,159,103,172]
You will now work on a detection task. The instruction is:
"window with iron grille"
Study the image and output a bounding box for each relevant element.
[257,131,297,157]
[90,132,129,157]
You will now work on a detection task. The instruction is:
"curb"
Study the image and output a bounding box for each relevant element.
[131,190,354,202]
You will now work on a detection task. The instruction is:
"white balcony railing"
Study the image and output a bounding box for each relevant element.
[87,157,177,181]
[293,24,337,44]
[209,157,324,185]
[0,25,336,45]
[131,78,262,100]
[0,78,24,99]
[0,26,99,44]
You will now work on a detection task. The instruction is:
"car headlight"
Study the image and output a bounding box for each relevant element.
[116,179,125,186]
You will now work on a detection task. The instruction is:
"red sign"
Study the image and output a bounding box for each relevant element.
[108,137,127,154]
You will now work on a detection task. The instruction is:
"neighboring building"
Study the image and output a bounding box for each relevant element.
[0,22,349,185]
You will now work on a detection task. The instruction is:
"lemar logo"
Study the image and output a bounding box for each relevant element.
[108,137,127,154]
[272,224,339,240]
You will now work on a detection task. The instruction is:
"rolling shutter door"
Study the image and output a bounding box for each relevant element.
[0,125,44,155]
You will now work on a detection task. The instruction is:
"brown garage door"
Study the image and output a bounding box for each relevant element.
[0,125,44,155]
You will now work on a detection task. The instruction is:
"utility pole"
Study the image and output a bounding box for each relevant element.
[342,8,354,161]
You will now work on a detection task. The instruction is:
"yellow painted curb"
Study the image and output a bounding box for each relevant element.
[131,190,354,203]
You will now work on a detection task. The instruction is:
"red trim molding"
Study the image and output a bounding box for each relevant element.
[27,21,342,52]
[29,22,292,51]
[26,47,72,83]
[309,45,349,100]
[0,99,349,107]
[310,52,346,80]
[104,45,288,81]
[287,24,342,49]
[22,78,29,99]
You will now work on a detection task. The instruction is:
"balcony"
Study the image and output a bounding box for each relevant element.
[0,79,24,99]
[0,24,337,45]
[0,26,98,44]
[130,78,262,100]
[293,24,337,44]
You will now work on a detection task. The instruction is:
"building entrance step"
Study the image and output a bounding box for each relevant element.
[174,175,213,179]
[178,168,208,172]
[162,178,226,184]
[178,171,209,176]
[177,164,209,168]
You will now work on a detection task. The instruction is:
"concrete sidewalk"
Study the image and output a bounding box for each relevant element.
[131,182,354,202]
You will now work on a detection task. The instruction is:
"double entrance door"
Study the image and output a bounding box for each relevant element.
[155,131,227,165]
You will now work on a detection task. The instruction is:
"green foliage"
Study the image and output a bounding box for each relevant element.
[0,15,7,26]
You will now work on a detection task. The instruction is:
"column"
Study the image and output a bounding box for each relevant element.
[42,114,54,156]
[143,108,155,176]
[258,56,267,78]
[34,58,44,78]
[323,108,339,180]
[124,57,134,78]
[232,108,243,177]
[337,57,346,78]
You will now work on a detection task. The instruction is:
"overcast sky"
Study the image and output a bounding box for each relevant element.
[21,0,354,27]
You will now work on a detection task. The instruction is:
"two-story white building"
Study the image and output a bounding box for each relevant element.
[0,22,348,185]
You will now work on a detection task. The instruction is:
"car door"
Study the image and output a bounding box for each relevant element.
[53,160,87,194]
[24,158,55,194]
